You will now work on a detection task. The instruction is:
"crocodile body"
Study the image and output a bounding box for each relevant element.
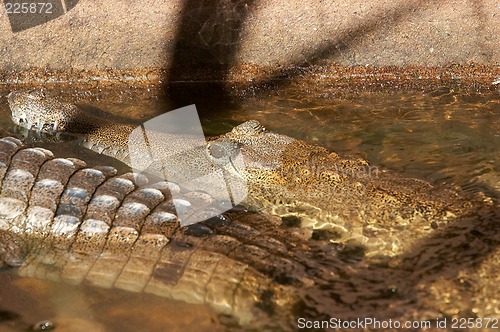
[7,91,485,255]
[0,136,324,326]
[2,91,498,328]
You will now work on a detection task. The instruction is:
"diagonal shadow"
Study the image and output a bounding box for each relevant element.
[163,0,255,117]
[164,0,440,98]
[246,0,441,92]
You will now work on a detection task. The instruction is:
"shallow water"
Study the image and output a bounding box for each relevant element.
[1,87,498,192]
[0,86,498,331]
[216,89,499,194]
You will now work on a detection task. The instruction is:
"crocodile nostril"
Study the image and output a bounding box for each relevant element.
[32,320,55,331]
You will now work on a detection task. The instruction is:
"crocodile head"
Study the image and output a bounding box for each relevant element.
[7,90,81,132]
[7,90,123,138]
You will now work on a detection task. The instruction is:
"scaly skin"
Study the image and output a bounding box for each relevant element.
[1,138,498,328]
[7,90,487,256]
[0,136,323,327]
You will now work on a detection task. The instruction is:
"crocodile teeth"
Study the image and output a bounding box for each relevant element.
[106,147,119,156]
[107,147,128,158]
[116,149,129,159]
[81,141,93,149]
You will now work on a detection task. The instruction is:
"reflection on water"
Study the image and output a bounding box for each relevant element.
[0,86,498,331]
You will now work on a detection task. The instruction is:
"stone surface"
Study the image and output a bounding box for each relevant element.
[0,0,498,81]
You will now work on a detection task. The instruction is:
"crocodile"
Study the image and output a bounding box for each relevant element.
[6,90,487,256]
[0,136,331,328]
[2,91,498,328]
[8,136,479,330]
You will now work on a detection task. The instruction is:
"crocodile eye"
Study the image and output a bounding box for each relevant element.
[205,141,244,177]
[207,141,241,160]
[207,142,227,159]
